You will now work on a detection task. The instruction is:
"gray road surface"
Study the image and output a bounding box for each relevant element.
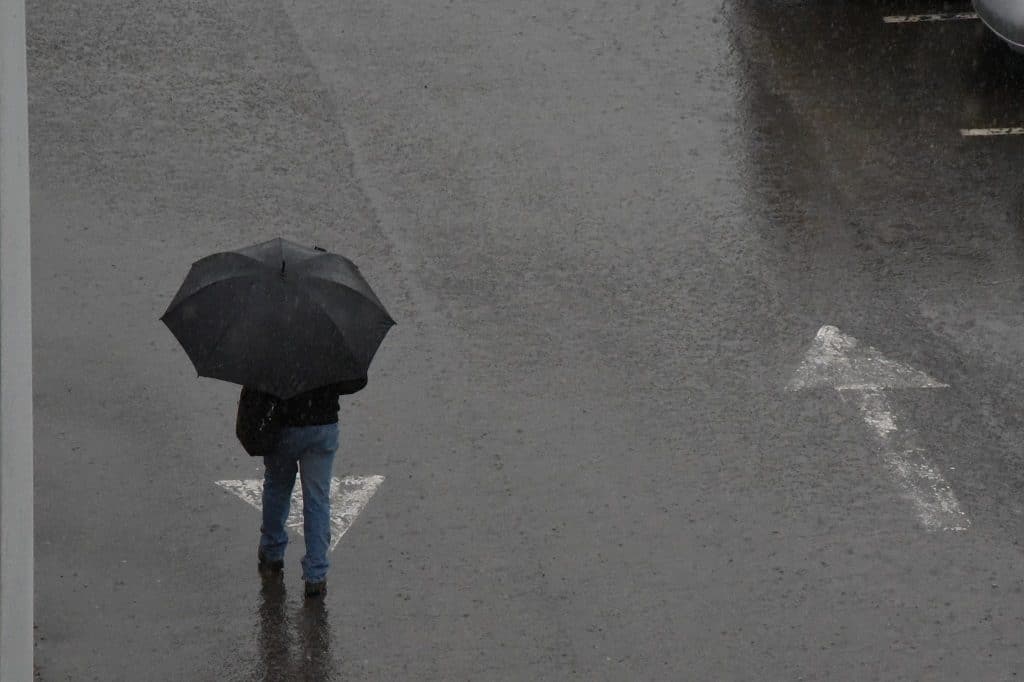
[26,0,1024,679]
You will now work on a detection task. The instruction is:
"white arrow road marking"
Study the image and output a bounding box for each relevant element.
[787,326,969,532]
[216,475,385,552]
[787,325,948,392]
[849,390,967,531]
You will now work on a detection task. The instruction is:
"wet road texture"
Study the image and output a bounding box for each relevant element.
[26,0,1024,679]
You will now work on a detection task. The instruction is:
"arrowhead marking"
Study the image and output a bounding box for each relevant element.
[787,325,947,391]
[216,475,384,552]
[784,327,965,531]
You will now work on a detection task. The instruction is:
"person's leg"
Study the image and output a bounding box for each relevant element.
[259,449,298,562]
[297,423,339,585]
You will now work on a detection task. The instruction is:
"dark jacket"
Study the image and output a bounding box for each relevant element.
[277,377,368,426]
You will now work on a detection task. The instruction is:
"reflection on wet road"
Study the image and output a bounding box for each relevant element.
[730,0,1024,540]
[256,575,333,681]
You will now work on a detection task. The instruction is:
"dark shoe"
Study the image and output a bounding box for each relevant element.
[304,580,327,598]
[258,549,284,576]
[260,571,285,595]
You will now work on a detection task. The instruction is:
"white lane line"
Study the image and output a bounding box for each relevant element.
[788,326,969,532]
[217,475,385,552]
[960,127,1024,137]
[883,12,978,23]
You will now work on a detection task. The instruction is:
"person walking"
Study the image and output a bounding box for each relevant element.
[254,376,367,598]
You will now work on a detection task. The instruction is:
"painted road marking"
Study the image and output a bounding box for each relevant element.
[960,127,1024,137]
[883,12,978,23]
[216,475,385,551]
[787,325,948,392]
[787,325,969,532]
[882,13,1019,139]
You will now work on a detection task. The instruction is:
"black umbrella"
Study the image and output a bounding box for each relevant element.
[160,237,396,399]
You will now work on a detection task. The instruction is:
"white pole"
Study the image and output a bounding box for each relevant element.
[0,0,34,677]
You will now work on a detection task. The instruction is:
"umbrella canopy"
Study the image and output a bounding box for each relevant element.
[160,237,396,399]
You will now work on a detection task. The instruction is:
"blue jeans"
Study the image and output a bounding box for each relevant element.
[259,423,339,583]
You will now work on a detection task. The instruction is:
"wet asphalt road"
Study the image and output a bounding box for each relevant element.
[26,0,1024,679]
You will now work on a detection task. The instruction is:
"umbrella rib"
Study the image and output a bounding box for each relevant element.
[201,314,239,371]
[164,272,258,316]
[194,279,254,371]
[301,275,394,322]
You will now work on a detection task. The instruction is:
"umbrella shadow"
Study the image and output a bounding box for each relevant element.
[255,575,337,681]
